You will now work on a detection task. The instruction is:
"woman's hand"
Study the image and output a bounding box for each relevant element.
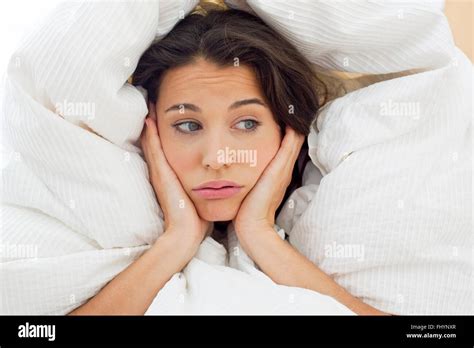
[229,126,388,315]
[141,102,211,256]
[232,126,305,237]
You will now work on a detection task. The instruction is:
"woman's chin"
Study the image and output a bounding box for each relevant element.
[195,199,239,222]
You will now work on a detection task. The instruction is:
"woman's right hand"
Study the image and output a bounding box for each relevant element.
[140,102,211,258]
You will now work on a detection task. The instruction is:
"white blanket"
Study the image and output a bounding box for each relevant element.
[1,0,472,315]
[0,0,351,315]
[146,223,351,314]
[240,1,473,314]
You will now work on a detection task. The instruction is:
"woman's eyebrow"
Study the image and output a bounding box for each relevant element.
[228,98,266,110]
[164,98,266,114]
[165,103,201,113]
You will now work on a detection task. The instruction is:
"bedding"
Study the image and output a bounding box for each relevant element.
[0,0,350,315]
[1,0,472,315]
[230,1,472,314]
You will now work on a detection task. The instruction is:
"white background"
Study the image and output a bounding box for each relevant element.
[0,0,62,75]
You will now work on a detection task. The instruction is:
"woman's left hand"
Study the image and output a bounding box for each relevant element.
[231,128,390,315]
[232,126,305,237]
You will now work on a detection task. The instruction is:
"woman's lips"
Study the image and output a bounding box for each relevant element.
[192,180,243,199]
[192,186,242,199]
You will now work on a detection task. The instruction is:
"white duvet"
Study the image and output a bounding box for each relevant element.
[1,0,472,315]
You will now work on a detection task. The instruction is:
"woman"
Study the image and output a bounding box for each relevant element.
[70,8,388,315]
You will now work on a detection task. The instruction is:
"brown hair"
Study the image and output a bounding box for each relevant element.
[133,8,324,224]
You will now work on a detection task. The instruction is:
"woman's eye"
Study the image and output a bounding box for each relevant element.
[174,121,202,134]
[235,119,260,132]
[173,119,260,134]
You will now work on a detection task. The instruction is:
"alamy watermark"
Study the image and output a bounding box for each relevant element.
[324,241,365,261]
[55,99,96,121]
[217,147,257,167]
[18,322,55,341]
[0,243,38,259]
[380,99,420,119]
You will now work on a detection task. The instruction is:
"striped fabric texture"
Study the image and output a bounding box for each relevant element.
[1,0,472,314]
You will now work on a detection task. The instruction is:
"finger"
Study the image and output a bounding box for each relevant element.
[273,129,306,186]
[144,117,163,156]
[148,101,157,121]
[281,126,305,156]
[273,127,305,171]
[140,118,195,221]
[255,128,302,191]
[142,118,173,182]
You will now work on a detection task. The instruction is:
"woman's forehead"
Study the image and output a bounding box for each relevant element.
[159,59,263,98]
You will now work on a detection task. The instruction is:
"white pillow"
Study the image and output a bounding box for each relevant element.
[1,0,198,314]
[228,0,474,314]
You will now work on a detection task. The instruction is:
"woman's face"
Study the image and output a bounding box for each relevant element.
[154,58,281,222]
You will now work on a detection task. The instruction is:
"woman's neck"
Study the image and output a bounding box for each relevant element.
[214,220,231,232]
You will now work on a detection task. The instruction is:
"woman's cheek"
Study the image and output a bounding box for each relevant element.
[257,140,280,171]
[160,138,196,188]
[167,148,196,180]
[239,145,274,190]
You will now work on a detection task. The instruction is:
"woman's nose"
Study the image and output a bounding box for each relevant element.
[201,135,232,170]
